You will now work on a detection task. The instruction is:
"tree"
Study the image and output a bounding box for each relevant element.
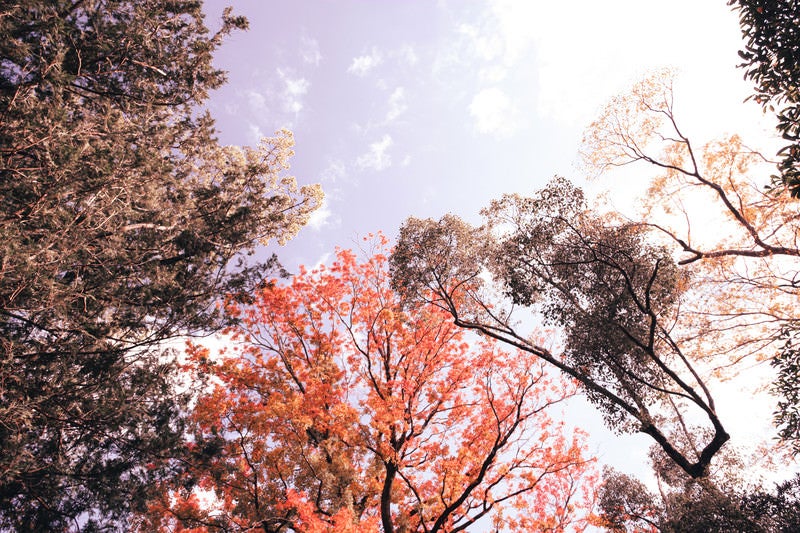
[594,469,660,533]
[391,178,729,480]
[595,468,759,533]
[582,70,800,452]
[729,0,800,195]
[596,458,800,532]
[771,329,800,453]
[743,472,800,532]
[0,1,322,529]
[728,0,800,451]
[141,239,598,533]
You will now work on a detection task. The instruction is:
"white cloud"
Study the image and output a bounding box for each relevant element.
[300,35,322,66]
[356,134,393,171]
[307,198,332,230]
[469,87,520,137]
[436,0,748,132]
[277,68,310,114]
[432,4,538,91]
[478,65,507,84]
[510,0,747,127]
[247,123,265,144]
[485,1,537,65]
[285,78,310,97]
[348,48,383,77]
[458,23,504,62]
[386,87,407,122]
[223,101,240,115]
[398,44,418,66]
[320,160,346,183]
[445,7,532,85]
[245,89,267,110]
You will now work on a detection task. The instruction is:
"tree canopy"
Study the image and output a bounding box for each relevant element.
[581,66,800,453]
[596,463,800,532]
[730,0,800,195]
[391,178,729,480]
[0,1,321,529]
[141,240,598,533]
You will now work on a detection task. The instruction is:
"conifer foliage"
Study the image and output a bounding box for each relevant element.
[0,1,322,529]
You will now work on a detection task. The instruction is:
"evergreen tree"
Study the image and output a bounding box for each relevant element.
[0,1,322,529]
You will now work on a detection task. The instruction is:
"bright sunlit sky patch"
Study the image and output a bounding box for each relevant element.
[203,0,773,270]
[200,0,788,482]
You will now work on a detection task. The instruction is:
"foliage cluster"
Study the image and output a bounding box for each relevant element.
[596,465,800,532]
[141,242,597,533]
[391,179,728,480]
[730,0,800,195]
[0,1,321,529]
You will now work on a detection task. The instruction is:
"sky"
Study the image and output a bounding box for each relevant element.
[199,0,791,485]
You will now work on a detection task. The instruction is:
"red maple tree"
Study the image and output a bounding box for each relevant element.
[142,236,598,532]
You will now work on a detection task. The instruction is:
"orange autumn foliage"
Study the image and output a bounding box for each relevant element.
[141,236,598,532]
[583,70,800,372]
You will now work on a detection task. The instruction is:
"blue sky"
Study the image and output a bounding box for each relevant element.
[199,0,787,483]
